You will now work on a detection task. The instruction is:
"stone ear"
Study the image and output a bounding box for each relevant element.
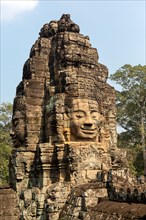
[64,112,69,119]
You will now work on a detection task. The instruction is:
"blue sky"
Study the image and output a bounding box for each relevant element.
[1,0,145,104]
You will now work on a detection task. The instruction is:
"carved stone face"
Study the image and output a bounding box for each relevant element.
[40,24,49,37]
[49,21,58,31]
[70,99,103,141]
[10,111,25,147]
[40,21,58,37]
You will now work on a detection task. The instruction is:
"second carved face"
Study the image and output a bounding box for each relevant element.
[10,110,26,147]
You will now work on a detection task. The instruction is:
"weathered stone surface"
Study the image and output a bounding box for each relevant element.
[85,201,146,220]
[0,14,145,220]
[0,187,20,220]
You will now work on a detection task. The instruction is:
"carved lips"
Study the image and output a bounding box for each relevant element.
[81,124,97,134]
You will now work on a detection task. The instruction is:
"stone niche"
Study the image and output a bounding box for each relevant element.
[1,14,145,220]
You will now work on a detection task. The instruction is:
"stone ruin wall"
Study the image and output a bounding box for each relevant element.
[0,187,20,220]
[0,14,145,220]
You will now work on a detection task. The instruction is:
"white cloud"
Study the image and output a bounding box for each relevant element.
[1,0,39,22]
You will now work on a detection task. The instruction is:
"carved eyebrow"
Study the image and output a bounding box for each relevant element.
[89,105,98,109]
[73,110,86,114]
[13,117,19,120]
[90,109,98,112]
[13,116,24,120]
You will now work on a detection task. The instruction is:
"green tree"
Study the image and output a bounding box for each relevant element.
[110,64,146,178]
[0,102,13,185]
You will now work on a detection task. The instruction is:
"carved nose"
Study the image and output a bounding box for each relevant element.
[85,116,94,124]
[10,129,15,136]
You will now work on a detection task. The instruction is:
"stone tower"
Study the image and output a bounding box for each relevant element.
[3,14,144,220]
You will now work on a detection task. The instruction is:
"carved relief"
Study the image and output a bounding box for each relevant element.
[68,98,104,142]
[10,96,26,147]
[39,21,58,38]
[8,14,135,220]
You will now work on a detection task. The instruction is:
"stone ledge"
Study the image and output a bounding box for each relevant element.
[88,201,146,220]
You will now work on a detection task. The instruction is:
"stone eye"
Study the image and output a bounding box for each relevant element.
[13,119,19,126]
[76,115,83,119]
[91,111,98,119]
[74,111,85,119]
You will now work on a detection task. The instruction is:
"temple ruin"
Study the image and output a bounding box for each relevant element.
[0,14,145,220]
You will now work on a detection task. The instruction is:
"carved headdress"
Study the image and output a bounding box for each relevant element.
[43,15,115,144]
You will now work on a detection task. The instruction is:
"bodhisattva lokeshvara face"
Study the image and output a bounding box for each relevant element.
[70,99,104,141]
[10,111,25,147]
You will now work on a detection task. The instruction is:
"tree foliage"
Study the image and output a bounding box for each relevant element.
[0,102,13,185]
[110,64,146,176]
[0,102,12,130]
